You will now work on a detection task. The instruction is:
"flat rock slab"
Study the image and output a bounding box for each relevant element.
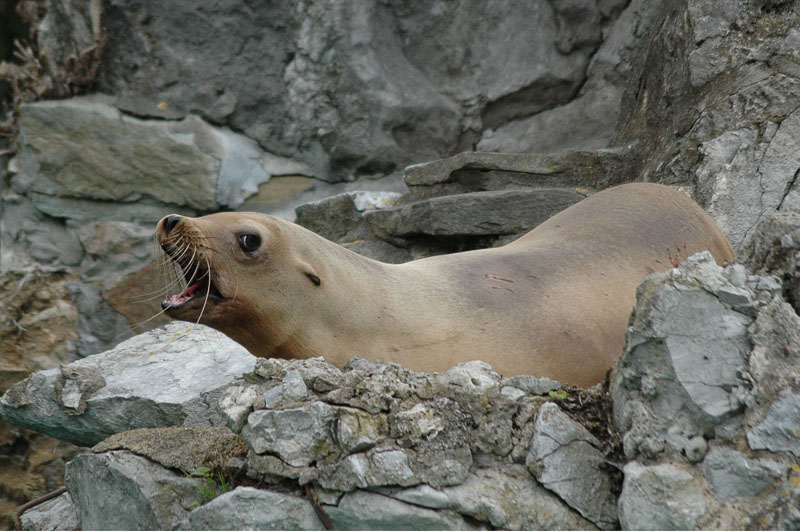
[0,322,256,446]
[404,149,631,198]
[365,188,586,238]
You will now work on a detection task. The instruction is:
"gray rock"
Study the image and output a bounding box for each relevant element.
[187,487,324,530]
[19,492,78,531]
[218,385,259,433]
[526,402,617,529]
[617,462,707,530]
[743,210,800,313]
[366,188,585,240]
[501,374,562,395]
[611,252,758,461]
[14,97,315,224]
[702,446,784,499]
[242,402,336,467]
[263,370,309,409]
[322,489,474,531]
[747,391,800,457]
[65,451,200,530]
[404,149,630,198]
[0,322,256,446]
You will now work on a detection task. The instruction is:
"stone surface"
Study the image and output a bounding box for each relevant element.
[92,426,248,473]
[0,322,256,446]
[527,402,617,529]
[242,402,336,467]
[614,0,800,253]
[187,487,323,531]
[610,252,778,461]
[746,391,800,457]
[98,0,616,180]
[19,492,78,531]
[743,210,800,313]
[617,462,706,530]
[702,446,784,499]
[365,188,586,240]
[65,451,199,530]
[323,489,473,531]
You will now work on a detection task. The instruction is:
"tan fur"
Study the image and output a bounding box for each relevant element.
[157,183,734,387]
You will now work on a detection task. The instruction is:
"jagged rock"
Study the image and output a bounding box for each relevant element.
[477,0,661,155]
[0,322,256,446]
[186,487,324,531]
[242,402,337,467]
[617,462,706,530]
[702,446,784,499]
[614,0,800,253]
[610,252,780,461]
[746,391,800,457]
[526,402,617,529]
[322,489,475,531]
[92,427,248,473]
[742,210,800,313]
[19,492,78,531]
[99,0,618,179]
[294,191,402,242]
[65,451,200,530]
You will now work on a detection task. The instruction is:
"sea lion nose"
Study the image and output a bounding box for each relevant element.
[162,215,182,235]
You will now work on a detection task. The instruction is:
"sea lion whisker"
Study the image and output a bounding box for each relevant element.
[195,257,213,326]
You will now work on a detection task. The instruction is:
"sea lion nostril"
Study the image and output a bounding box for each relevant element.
[163,215,182,235]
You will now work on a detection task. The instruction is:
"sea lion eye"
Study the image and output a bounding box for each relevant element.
[237,233,261,254]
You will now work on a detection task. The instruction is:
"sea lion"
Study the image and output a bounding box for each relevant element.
[156,182,734,387]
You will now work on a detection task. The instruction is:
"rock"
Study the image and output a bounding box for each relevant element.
[526,402,617,529]
[611,252,764,461]
[0,322,256,446]
[187,487,323,531]
[614,1,800,253]
[65,451,200,530]
[501,374,562,395]
[384,466,595,530]
[263,370,309,409]
[14,97,315,223]
[365,188,586,240]
[99,0,615,179]
[702,446,784,499]
[322,489,474,531]
[617,462,707,530]
[743,210,800,313]
[242,402,336,467]
[746,391,800,457]
[92,426,248,473]
[19,492,78,531]
[403,149,630,199]
[294,191,402,242]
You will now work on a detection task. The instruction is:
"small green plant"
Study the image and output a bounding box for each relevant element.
[548,389,568,400]
[183,466,231,506]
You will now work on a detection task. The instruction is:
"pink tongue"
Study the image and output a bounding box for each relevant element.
[169,282,201,305]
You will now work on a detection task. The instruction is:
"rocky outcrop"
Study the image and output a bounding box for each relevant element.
[612,249,800,529]
[614,0,800,252]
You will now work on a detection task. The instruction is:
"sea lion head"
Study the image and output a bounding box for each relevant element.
[155,212,323,356]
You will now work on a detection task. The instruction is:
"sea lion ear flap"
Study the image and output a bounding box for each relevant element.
[299,261,321,286]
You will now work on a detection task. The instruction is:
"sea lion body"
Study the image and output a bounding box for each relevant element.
[157,183,734,387]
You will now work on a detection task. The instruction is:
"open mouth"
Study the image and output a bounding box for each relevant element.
[161,245,225,311]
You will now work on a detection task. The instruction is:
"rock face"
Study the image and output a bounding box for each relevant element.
[612,250,800,530]
[614,0,800,252]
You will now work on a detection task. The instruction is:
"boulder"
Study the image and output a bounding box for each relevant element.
[0,322,256,446]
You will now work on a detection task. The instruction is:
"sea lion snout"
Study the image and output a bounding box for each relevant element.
[160,215,183,235]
